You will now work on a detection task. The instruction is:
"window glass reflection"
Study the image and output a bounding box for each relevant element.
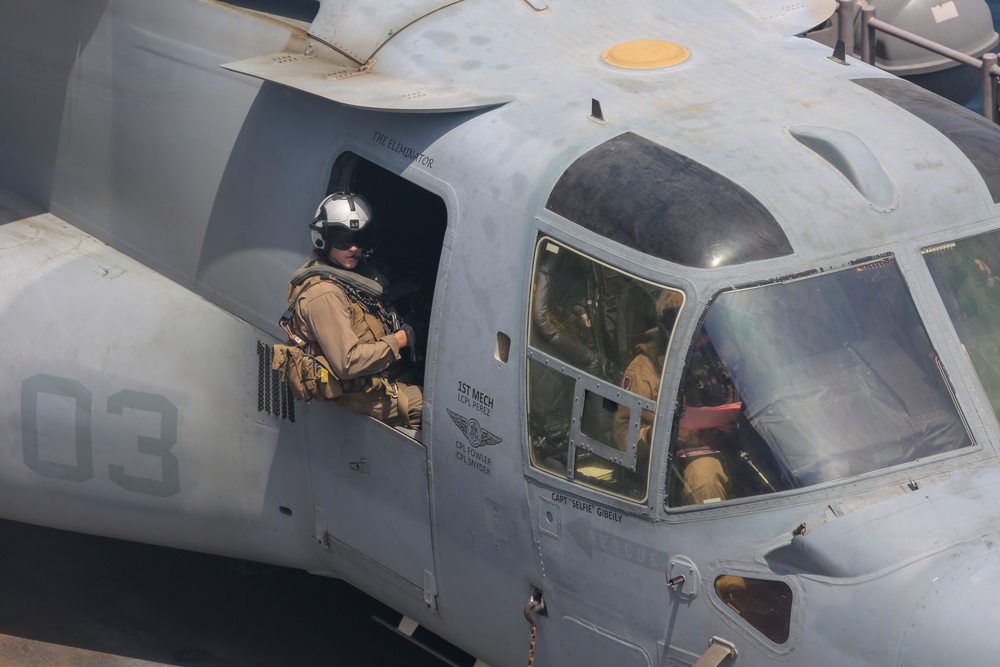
[668,257,971,506]
[715,576,792,644]
[924,234,1000,417]
[527,237,683,502]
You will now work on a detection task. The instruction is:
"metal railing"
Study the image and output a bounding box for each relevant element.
[833,0,1000,123]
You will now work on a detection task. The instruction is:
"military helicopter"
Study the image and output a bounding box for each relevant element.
[5,0,1000,665]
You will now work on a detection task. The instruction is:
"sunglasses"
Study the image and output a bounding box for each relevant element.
[326,228,374,250]
[329,240,365,250]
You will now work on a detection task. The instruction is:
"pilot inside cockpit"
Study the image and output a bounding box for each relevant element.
[672,329,742,504]
[614,292,735,504]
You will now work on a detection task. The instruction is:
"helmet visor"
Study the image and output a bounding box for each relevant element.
[325,225,376,250]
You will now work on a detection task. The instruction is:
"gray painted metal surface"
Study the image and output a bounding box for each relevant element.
[4,0,1000,666]
[222,46,514,112]
[733,0,837,36]
[309,0,463,64]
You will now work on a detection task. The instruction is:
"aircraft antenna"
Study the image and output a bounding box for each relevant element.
[828,39,849,65]
[590,98,607,123]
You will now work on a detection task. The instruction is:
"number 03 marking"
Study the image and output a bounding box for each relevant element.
[21,374,180,497]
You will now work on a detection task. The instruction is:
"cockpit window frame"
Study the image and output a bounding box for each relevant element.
[923,229,1000,430]
[707,569,803,656]
[664,253,976,511]
[524,233,689,507]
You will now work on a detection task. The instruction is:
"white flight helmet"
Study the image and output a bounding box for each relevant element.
[309,192,375,252]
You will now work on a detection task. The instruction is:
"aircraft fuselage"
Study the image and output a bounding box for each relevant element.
[5,0,1000,665]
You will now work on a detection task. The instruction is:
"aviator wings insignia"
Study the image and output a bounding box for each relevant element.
[447,409,502,448]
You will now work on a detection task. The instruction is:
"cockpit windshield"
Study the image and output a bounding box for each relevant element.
[924,231,1000,418]
[668,257,972,506]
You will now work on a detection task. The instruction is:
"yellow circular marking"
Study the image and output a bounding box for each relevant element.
[602,40,691,69]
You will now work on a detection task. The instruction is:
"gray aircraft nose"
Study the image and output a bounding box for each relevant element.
[896,544,1000,664]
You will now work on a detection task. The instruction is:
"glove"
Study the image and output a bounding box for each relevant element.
[400,323,417,351]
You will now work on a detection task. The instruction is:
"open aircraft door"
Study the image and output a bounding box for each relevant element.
[298,155,447,609]
[305,410,437,604]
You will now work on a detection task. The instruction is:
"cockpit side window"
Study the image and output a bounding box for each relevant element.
[667,256,972,507]
[526,237,683,503]
[924,232,1000,418]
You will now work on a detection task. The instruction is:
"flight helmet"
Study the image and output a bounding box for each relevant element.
[309,192,376,252]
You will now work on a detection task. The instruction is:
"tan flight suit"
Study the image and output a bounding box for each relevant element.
[291,263,423,428]
[614,341,729,505]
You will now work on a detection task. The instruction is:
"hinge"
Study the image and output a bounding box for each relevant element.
[314,506,329,550]
[424,569,439,611]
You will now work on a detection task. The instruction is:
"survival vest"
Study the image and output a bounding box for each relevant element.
[271,260,404,406]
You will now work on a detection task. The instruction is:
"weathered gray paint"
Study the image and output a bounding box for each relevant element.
[4,1,1000,666]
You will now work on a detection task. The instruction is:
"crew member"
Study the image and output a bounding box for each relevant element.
[284,192,422,429]
[613,291,730,504]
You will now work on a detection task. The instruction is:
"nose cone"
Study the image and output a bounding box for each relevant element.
[897,550,1000,664]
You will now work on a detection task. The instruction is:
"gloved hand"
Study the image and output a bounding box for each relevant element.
[400,323,417,351]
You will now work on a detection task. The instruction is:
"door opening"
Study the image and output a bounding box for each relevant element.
[328,153,448,384]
